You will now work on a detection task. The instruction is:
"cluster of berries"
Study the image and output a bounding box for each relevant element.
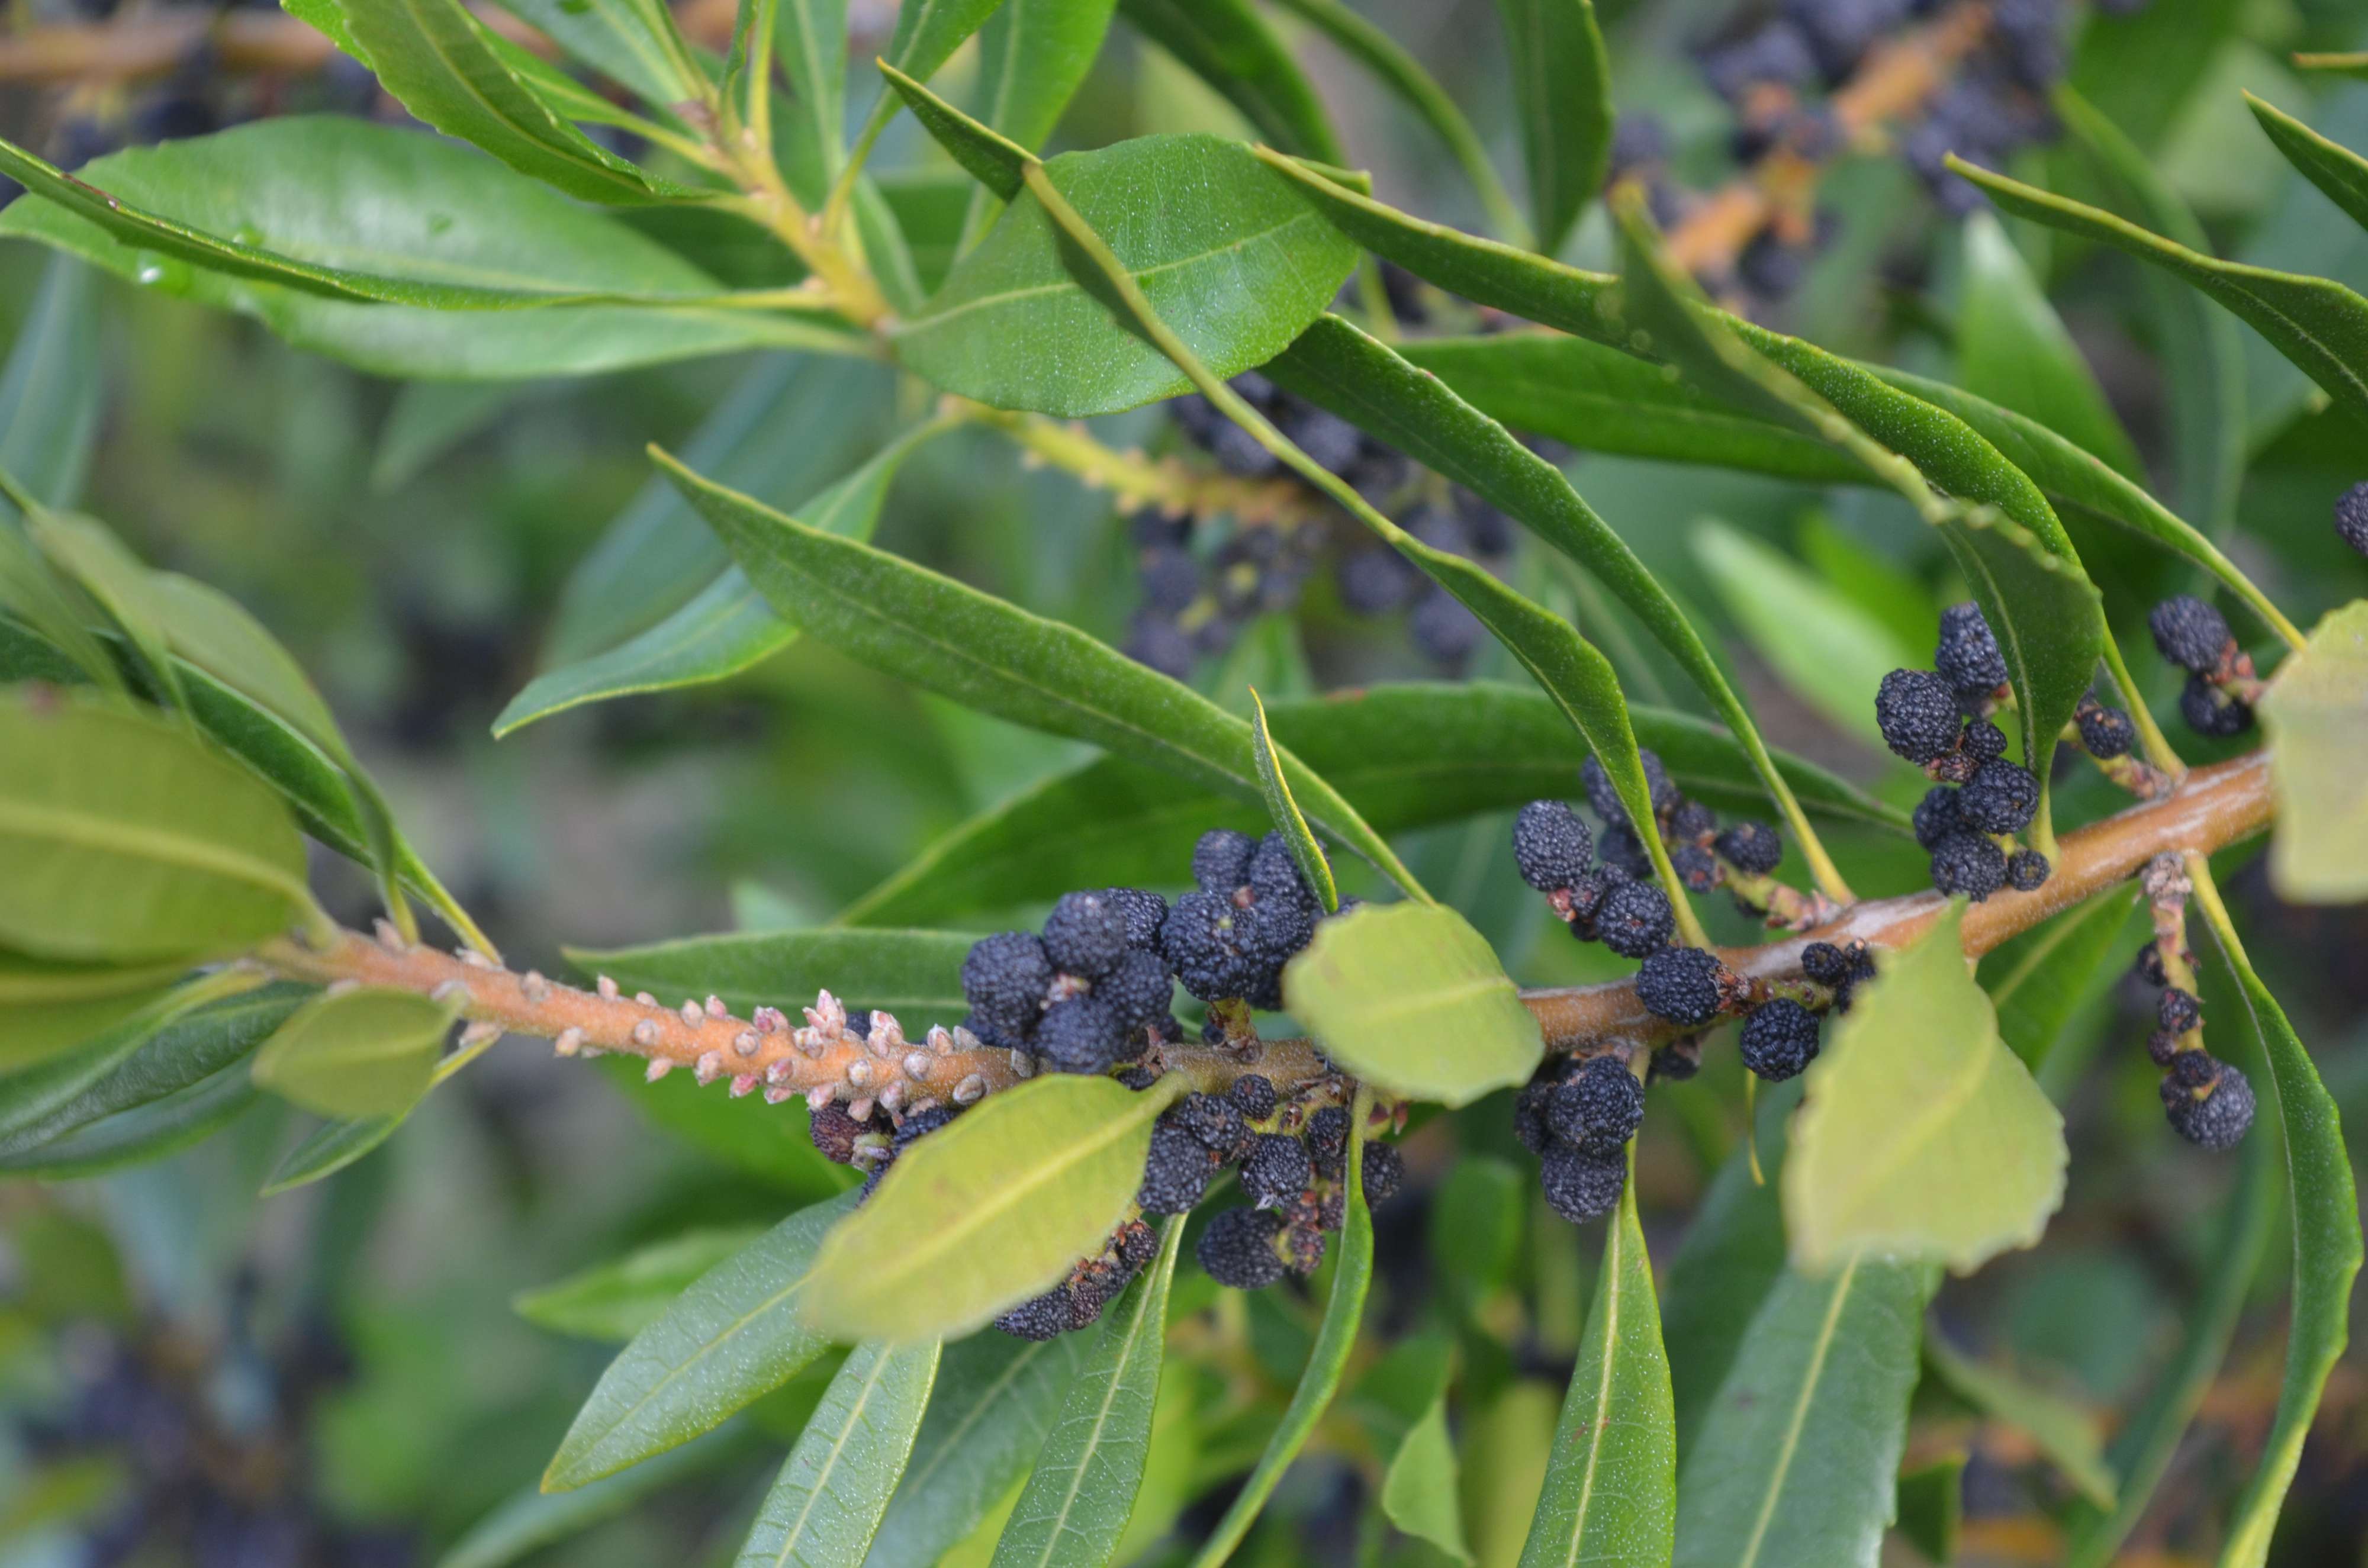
[996,1086,1407,1338]
[1130,372,1506,677]
[1876,603,2052,900]
[1513,1054,1646,1222]
[2132,931,2254,1150]
[959,889,1182,1074]
[2338,481,2368,558]
[2147,595,2261,740]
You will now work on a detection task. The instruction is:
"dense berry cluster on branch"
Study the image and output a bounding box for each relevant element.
[2148,594,2263,740]
[2132,856,2256,1150]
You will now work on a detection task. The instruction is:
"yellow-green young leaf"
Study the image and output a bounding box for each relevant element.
[1284,903,1542,1107]
[250,986,454,1119]
[1383,1399,1472,1565]
[27,510,189,716]
[1247,689,1339,914]
[0,691,315,962]
[799,1074,1187,1343]
[1783,904,2067,1273]
[0,954,191,1071]
[2261,601,2368,903]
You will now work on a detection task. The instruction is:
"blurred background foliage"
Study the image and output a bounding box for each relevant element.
[2,0,2368,1563]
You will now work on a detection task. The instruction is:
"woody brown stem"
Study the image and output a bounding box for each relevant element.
[254,749,2273,1104]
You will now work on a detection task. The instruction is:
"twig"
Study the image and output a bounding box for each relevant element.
[255,749,2274,1110]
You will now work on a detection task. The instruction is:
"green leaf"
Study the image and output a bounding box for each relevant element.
[1921,1335,2113,1511]
[1260,156,2107,820]
[492,0,702,108]
[2247,92,2368,234]
[0,255,102,509]
[0,689,315,962]
[1265,316,1854,901]
[564,928,979,1025]
[546,356,889,664]
[663,449,1426,899]
[25,509,191,719]
[772,0,847,198]
[1672,1256,1932,1568]
[989,1218,1183,1568]
[546,1192,862,1490]
[2261,602,2368,903]
[0,125,752,309]
[884,0,1009,86]
[1948,154,2368,433]
[1382,1398,1471,1566]
[495,415,957,735]
[514,1227,771,1342]
[1115,0,1344,162]
[1399,334,1863,485]
[1428,1156,1525,1316]
[0,970,263,1154]
[0,124,853,379]
[2054,86,2245,538]
[837,683,1904,925]
[1284,903,1541,1107]
[1490,0,1611,255]
[1186,1103,1375,1568]
[867,1331,1098,1568]
[0,619,485,955]
[737,1338,942,1568]
[260,1111,404,1194]
[2295,51,2368,81]
[1892,1454,1962,1567]
[0,982,307,1165]
[1784,904,2067,1273]
[891,134,1359,417]
[441,1429,735,1568]
[1607,195,2103,820]
[1518,1168,1676,1568]
[591,1054,852,1197]
[2059,1128,2276,1568]
[1664,1083,1795,1460]
[250,986,456,1119]
[318,0,691,203]
[2189,870,2361,1568]
[1246,690,1337,915]
[0,955,185,1073]
[884,62,1034,201]
[802,1074,1187,1344]
[0,1054,260,1179]
[1690,521,1911,745]
[1957,211,2144,479]
[961,0,1116,243]
[1983,887,2139,1077]
[1266,0,1524,245]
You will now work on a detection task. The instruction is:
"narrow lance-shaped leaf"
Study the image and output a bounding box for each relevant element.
[2245,93,2368,237]
[1005,159,1696,931]
[1115,0,1344,162]
[0,969,265,1155]
[989,1218,1185,1568]
[1947,154,2368,433]
[495,0,705,108]
[1285,903,1542,1107]
[25,507,191,721]
[546,1191,863,1490]
[2187,861,2361,1568]
[0,130,749,308]
[1267,314,1855,903]
[0,690,321,962]
[1893,1456,1964,1568]
[1607,191,2104,842]
[881,62,1031,200]
[736,1338,942,1568]
[514,1227,771,1343]
[494,414,961,736]
[1491,0,1611,256]
[1246,688,1336,914]
[659,449,1426,900]
[1920,1335,2114,1511]
[1379,1396,1469,1564]
[836,684,1906,928]
[1783,903,2067,1273]
[260,1111,404,1195]
[866,1331,1098,1568]
[1186,1096,1375,1568]
[1983,886,2141,1078]
[1672,1257,1933,1568]
[1518,1157,1677,1568]
[963,0,1120,244]
[800,1075,1188,1344]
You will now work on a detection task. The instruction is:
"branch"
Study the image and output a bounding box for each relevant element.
[254,749,2272,1106]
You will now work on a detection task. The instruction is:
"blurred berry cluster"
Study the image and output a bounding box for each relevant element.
[1126,369,1509,679]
